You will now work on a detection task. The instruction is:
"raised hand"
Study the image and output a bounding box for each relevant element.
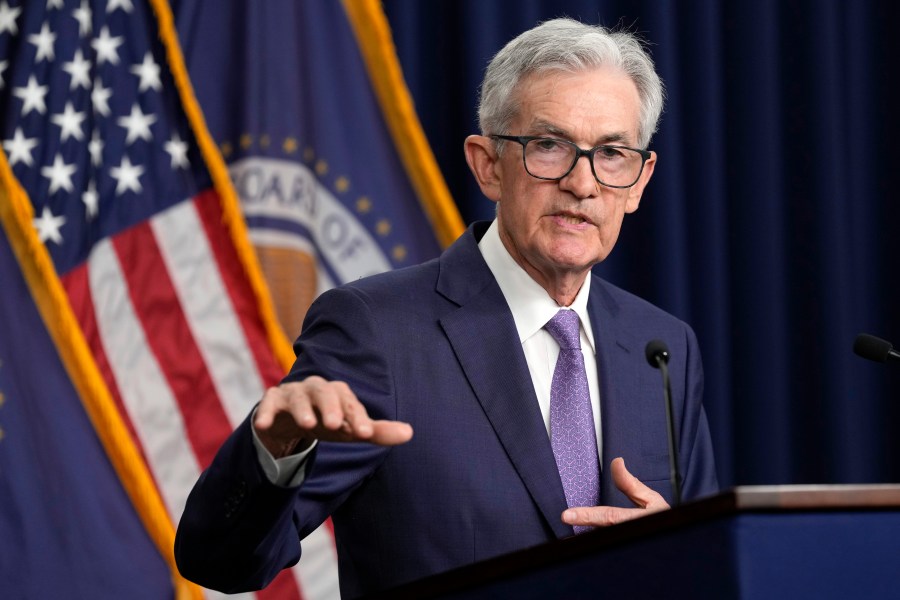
[253,376,413,458]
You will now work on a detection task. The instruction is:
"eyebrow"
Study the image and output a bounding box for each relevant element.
[529,120,634,146]
[530,121,569,138]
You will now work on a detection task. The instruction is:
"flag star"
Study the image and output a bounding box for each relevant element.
[164,133,190,169]
[82,179,99,219]
[130,52,162,92]
[0,60,7,89]
[72,0,92,37]
[91,77,112,116]
[117,103,157,145]
[41,153,77,195]
[89,130,103,166]
[110,156,144,195]
[0,1,22,36]
[47,0,64,9]
[3,128,39,167]
[51,102,86,142]
[62,48,91,90]
[28,22,57,63]
[33,206,66,245]
[107,0,134,13]
[91,26,123,65]
[13,76,49,116]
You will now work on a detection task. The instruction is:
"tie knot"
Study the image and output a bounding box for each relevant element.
[545,309,582,350]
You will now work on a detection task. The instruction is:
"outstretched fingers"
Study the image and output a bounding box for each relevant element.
[561,457,670,528]
[253,377,412,457]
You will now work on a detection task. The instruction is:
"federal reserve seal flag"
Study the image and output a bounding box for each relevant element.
[175,0,463,339]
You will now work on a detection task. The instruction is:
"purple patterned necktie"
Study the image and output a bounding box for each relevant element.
[545,309,600,534]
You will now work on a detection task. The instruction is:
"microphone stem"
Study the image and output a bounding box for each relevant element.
[656,357,683,506]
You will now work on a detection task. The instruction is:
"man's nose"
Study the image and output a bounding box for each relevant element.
[559,154,599,198]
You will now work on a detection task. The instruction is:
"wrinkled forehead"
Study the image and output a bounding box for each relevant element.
[509,67,643,144]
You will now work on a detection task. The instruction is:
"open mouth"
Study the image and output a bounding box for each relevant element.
[552,212,593,227]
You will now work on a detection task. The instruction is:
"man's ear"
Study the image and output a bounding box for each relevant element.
[625,150,656,213]
[464,135,502,202]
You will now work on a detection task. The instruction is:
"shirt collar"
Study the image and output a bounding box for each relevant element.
[478,220,595,353]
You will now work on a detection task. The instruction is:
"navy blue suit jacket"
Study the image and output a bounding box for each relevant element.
[175,222,718,598]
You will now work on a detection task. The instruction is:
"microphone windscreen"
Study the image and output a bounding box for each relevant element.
[853,333,893,363]
[645,339,670,367]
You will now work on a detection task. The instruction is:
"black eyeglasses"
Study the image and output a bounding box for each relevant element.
[490,135,651,189]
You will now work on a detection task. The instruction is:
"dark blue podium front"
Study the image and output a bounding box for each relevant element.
[369,486,900,599]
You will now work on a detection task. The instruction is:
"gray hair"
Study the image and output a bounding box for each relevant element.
[477,18,665,149]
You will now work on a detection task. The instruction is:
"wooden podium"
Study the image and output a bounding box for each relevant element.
[368,485,900,599]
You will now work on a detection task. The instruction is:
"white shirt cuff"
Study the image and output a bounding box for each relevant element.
[250,408,317,488]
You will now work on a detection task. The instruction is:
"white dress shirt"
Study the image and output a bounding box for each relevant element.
[478,220,602,459]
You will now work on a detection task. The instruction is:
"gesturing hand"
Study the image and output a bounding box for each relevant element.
[253,376,414,458]
[561,457,670,528]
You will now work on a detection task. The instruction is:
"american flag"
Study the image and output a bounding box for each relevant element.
[0,0,338,597]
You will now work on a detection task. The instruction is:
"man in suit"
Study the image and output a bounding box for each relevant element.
[175,17,718,598]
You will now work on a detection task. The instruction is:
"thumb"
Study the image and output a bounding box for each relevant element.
[610,457,667,510]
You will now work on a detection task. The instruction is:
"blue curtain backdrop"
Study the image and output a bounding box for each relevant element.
[381,0,900,488]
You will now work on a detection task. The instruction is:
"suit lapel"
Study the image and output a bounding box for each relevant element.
[588,278,645,506]
[437,224,572,538]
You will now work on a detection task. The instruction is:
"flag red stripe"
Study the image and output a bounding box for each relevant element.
[257,570,304,600]
[194,189,286,387]
[61,264,151,470]
[112,221,233,469]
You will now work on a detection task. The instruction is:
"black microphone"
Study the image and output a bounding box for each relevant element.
[645,340,682,506]
[854,333,900,363]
